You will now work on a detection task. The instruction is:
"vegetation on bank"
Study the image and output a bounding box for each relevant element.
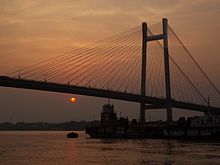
[0,121,99,131]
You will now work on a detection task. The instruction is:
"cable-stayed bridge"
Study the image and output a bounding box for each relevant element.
[0,18,220,123]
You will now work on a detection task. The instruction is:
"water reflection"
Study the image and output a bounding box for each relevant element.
[0,131,220,165]
[66,137,80,164]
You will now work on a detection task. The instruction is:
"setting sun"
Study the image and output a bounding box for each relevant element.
[70,97,77,103]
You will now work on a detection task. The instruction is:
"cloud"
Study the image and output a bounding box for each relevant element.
[0,0,220,74]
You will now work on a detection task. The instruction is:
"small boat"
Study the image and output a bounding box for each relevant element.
[67,132,79,138]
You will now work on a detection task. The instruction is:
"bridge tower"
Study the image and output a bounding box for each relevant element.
[140,22,147,123]
[163,18,172,122]
[140,18,172,123]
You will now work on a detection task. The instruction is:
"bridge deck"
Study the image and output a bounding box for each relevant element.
[0,76,219,114]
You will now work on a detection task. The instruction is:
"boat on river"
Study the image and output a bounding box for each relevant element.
[86,103,220,139]
[67,132,79,138]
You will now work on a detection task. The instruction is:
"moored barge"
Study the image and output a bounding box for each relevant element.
[86,103,220,139]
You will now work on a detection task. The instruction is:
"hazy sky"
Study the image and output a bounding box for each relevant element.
[0,0,219,122]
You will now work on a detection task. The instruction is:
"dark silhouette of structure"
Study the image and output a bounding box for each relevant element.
[0,18,220,123]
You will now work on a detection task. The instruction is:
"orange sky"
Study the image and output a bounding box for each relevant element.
[0,0,219,122]
[0,1,219,75]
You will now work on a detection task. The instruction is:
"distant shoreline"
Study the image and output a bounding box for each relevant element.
[0,121,98,131]
[0,130,85,131]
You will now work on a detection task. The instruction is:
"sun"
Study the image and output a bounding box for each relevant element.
[70,97,77,103]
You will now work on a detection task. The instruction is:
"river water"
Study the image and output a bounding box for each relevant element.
[0,131,220,165]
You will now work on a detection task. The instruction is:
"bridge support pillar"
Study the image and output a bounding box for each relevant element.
[163,18,172,122]
[140,22,147,123]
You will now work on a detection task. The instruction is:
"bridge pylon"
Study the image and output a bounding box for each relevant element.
[140,18,172,123]
[162,18,172,122]
[140,22,147,123]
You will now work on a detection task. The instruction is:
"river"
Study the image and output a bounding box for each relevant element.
[0,131,220,165]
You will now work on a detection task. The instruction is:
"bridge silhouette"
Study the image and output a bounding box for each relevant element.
[0,18,220,123]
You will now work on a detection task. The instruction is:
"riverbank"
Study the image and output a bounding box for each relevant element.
[0,121,97,131]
